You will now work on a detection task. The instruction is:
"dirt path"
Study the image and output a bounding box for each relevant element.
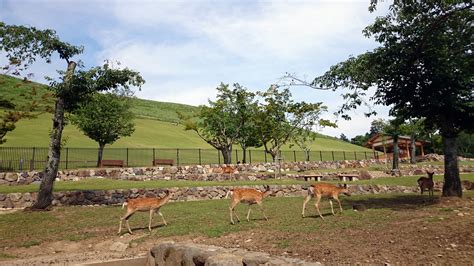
[1,197,473,265]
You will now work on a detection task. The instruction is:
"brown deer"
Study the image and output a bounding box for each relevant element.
[417,170,434,196]
[226,185,272,225]
[302,183,351,219]
[118,190,172,234]
[221,165,236,180]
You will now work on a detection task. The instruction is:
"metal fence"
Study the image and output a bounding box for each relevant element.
[0,147,379,172]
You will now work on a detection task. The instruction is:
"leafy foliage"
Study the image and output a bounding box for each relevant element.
[181,83,252,163]
[254,85,334,161]
[71,93,135,146]
[312,1,473,196]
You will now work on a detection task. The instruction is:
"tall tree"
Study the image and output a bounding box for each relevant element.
[254,85,332,162]
[71,93,135,167]
[1,23,144,209]
[181,83,250,164]
[311,2,473,197]
[400,118,426,164]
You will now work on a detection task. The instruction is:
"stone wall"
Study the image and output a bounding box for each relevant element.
[0,184,421,209]
[148,241,320,265]
[1,160,470,186]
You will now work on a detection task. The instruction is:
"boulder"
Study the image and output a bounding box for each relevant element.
[206,253,243,266]
[359,170,372,180]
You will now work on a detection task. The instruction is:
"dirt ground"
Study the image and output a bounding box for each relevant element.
[1,196,473,265]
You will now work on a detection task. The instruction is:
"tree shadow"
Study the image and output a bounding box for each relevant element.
[302,213,334,219]
[343,194,440,211]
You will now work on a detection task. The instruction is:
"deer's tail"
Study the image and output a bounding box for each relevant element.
[122,201,128,209]
[225,190,233,199]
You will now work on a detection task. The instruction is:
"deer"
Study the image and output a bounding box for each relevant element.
[118,190,173,235]
[302,183,351,219]
[226,185,272,225]
[417,170,435,196]
[221,165,236,180]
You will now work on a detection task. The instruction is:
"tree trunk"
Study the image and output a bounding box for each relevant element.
[442,135,462,197]
[31,61,76,210]
[97,143,106,167]
[221,147,232,164]
[305,150,310,161]
[241,146,247,164]
[410,134,417,164]
[392,135,399,171]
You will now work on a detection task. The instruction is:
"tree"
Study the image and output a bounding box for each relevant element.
[71,93,135,167]
[311,2,473,197]
[339,133,349,142]
[181,83,250,164]
[350,134,370,147]
[234,92,260,163]
[253,85,333,162]
[1,23,144,209]
[382,118,403,172]
[291,130,316,161]
[400,118,426,164]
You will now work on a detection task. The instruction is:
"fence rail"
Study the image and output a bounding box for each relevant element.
[0,147,379,172]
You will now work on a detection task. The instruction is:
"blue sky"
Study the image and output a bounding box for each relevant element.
[0,0,391,138]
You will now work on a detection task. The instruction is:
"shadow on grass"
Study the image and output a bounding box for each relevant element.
[344,194,439,211]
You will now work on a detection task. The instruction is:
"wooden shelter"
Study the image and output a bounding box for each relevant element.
[366,134,426,160]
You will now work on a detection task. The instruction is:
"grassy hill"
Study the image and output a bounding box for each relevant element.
[0,74,369,151]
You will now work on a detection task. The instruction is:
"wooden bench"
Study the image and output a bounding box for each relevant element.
[99,160,124,168]
[153,159,174,166]
[298,174,323,182]
[337,173,359,182]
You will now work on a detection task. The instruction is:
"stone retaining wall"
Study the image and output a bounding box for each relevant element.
[1,160,469,186]
[148,241,320,265]
[0,184,421,209]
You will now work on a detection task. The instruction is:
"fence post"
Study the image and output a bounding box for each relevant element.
[354,151,357,160]
[153,148,156,162]
[249,150,252,164]
[126,148,129,167]
[198,149,202,165]
[218,150,220,164]
[176,149,180,166]
[264,151,267,163]
[66,147,69,169]
[30,147,36,171]
[364,152,368,160]
[332,151,335,161]
[319,151,322,161]
[235,149,238,164]
[293,150,296,162]
[343,151,346,160]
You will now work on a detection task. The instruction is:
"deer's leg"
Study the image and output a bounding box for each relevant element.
[329,200,335,215]
[302,194,312,218]
[246,207,252,222]
[314,194,324,220]
[257,201,268,221]
[148,209,154,232]
[335,197,343,213]
[118,210,135,235]
[230,201,240,225]
[158,211,167,226]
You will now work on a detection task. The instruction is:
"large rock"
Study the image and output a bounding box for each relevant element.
[206,253,242,266]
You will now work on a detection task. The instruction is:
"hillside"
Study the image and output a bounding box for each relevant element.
[0,74,369,151]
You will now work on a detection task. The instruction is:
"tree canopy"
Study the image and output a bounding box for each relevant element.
[71,92,135,166]
[311,1,473,197]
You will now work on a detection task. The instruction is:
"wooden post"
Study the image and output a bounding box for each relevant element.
[198,149,202,165]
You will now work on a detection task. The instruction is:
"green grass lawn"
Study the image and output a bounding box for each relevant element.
[0,193,426,248]
[1,174,472,194]
[1,191,473,250]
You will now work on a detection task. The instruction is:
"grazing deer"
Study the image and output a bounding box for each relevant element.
[118,190,172,235]
[226,185,272,225]
[302,183,351,219]
[417,170,434,196]
[221,165,236,180]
